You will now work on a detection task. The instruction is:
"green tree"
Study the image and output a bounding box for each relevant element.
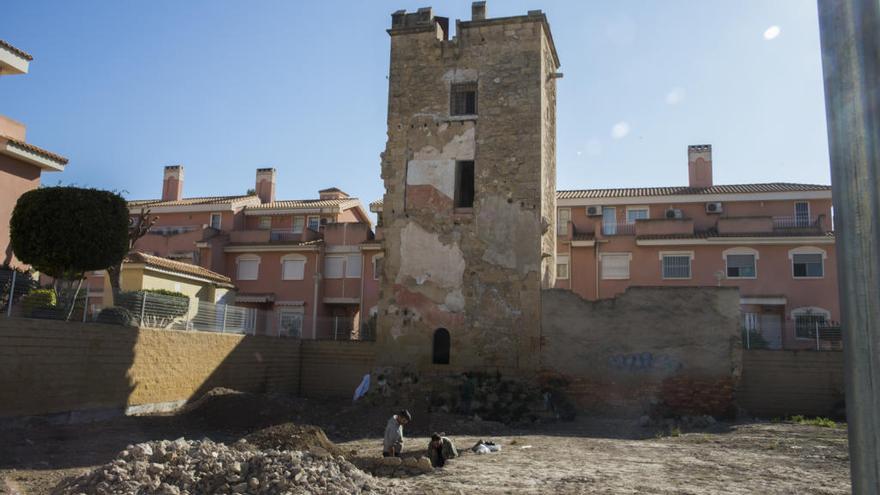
[10,187,130,319]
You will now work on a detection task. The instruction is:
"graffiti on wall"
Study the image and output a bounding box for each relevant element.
[608,352,682,372]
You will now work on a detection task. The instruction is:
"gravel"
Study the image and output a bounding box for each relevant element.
[52,438,383,495]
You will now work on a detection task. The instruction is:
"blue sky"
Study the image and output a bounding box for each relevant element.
[3,1,829,208]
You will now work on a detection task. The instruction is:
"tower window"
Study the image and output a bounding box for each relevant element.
[432,328,450,364]
[450,82,477,116]
[455,161,475,208]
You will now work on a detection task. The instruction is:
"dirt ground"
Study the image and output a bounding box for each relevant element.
[0,394,850,495]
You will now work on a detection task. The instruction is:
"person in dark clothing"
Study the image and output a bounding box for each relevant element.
[426,432,458,467]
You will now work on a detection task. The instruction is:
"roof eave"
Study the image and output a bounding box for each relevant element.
[0,141,66,171]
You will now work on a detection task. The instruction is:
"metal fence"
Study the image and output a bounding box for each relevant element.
[743,320,843,351]
[1,268,258,334]
[2,268,375,340]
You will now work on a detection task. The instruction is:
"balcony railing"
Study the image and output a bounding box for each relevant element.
[772,216,821,230]
[602,223,636,236]
[148,225,202,236]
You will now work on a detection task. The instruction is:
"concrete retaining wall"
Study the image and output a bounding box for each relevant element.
[0,318,376,420]
[739,350,845,417]
[540,287,742,416]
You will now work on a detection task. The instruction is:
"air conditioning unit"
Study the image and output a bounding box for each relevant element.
[706,202,723,214]
[665,208,684,219]
[586,206,603,217]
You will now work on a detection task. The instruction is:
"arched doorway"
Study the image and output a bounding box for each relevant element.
[432,328,450,364]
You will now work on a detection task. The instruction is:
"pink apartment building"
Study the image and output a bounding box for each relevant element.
[109,166,383,339]
[0,40,69,267]
[554,145,838,349]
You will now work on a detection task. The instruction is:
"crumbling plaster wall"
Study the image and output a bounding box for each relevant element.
[541,287,743,416]
[377,14,558,373]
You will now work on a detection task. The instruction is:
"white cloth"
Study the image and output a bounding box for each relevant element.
[353,373,370,402]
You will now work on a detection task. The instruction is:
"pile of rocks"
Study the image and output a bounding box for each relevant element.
[52,438,381,495]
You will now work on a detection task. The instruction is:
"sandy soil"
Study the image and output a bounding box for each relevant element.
[0,395,850,495]
[349,420,850,495]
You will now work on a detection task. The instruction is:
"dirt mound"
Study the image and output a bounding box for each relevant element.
[245,423,343,456]
[178,387,301,431]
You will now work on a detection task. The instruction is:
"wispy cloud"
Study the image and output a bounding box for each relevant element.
[665,87,686,105]
[611,122,630,139]
[763,25,781,40]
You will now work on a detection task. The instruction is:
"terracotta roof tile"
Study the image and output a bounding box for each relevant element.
[2,135,68,164]
[635,231,835,241]
[558,183,831,200]
[128,195,259,208]
[125,251,233,286]
[247,198,359,210]
[0,39,33,61]
[371,183,830,207]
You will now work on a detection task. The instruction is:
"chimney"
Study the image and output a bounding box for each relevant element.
[162,165,184,202]
[319,187,349,201]
[472,1,487,20]
[255,168,276,204]
[687,145,713,189]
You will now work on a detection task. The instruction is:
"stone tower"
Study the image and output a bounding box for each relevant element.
[376,3,560,373]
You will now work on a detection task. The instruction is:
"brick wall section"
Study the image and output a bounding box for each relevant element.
[300,340,376,398]
[540,287,742,417]
[739,350,845,417]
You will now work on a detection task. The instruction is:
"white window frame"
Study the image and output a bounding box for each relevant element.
[600,252,632,280]
[791,306,831,340]
[292,216,305,234]
[659,251,694,280]
[788,246,826,279]
[723,247,759,280]
[556,254,570,280]
[557,208,571,236]
[259,216,272,230]
[235,254,260,281]
[345,254,362,278]
[280,254,306,281]
[324,255,345,279]
[372,254,384,281]
[625,206,650,224]
[307,215,321,232]
[210,213,222,230]
[278,309,304,338]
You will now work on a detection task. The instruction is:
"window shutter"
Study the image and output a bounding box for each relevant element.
[282,259,305,280]
[602,254,630,279]
[324,256,345,278]
[346,254,362,278]
[237,259,259,280]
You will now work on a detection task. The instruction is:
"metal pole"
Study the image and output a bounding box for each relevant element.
[817,1,880,491]
[221,304,228,333]
[82,286,90,323]
[816,321,821,351]
[746,325,750,350]
[140,291,147,326]
[6,271,15,317]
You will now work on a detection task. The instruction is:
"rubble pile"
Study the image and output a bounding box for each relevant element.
[52,438,380,495]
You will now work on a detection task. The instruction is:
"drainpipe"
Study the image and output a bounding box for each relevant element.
[312,249,322,339]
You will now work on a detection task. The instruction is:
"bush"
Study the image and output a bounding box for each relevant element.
[96,307,136,327]
[743,329,770,349]
[21,289,57,317]
[10,186,129,278]
[115,289,190,317]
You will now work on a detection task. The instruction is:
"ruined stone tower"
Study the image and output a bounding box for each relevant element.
[376,3,560,373]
